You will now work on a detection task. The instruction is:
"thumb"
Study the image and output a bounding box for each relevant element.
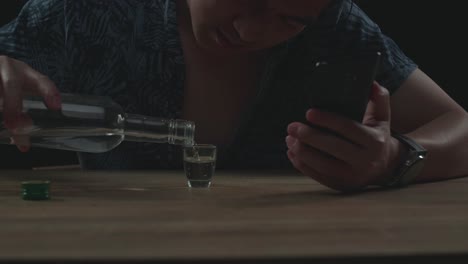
[23,66,62,110]
[363,82,391,125]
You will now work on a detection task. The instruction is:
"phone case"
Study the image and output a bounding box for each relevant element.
[308,51,381,122]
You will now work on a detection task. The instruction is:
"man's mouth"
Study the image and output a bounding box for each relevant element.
[215,28,250,49]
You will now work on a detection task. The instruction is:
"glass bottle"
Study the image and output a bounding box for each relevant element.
[0,93,195,153]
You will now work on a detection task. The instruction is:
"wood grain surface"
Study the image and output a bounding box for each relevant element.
[1,170,468,263]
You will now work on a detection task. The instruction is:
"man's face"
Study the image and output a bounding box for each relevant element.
[182,0,332,54]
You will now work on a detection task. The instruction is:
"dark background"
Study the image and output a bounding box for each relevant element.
[0,0,466,168]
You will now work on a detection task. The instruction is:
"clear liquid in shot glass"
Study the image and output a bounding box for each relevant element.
[183,155,215,188]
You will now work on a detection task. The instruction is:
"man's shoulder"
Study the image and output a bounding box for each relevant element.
[294,1,384,58]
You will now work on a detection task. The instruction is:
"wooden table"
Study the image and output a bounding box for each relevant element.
[1,170,468,263]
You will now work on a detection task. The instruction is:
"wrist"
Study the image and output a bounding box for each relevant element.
[388,136,409,175]
[377,131,428,188]
[373,136,408,186]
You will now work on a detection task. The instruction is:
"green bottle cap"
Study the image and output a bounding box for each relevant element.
[21,181,51,201]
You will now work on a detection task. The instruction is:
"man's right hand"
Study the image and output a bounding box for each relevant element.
[0,55,62,152]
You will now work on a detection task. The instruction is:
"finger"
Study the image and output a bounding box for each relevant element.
[22,63,61,110]
[290,123,364,164]
[363,82,391,125]
[1,57,61,110]
[6,112,33,132]
[289,139,351,177]
[305,109,376,148]
[287,150,352,192]
[11,135,31,152]
[287,150,326,184]
[0,59,25,129]
[8,113,33,152]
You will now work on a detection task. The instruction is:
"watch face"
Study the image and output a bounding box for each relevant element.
[400,158,426,186]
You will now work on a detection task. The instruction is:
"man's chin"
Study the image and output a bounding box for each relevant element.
[196,44,254,57]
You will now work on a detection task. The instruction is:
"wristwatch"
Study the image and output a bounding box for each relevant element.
[380,131,428,188]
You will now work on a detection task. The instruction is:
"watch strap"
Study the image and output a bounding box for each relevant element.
[391,131,427,154]
[380,131,427,188]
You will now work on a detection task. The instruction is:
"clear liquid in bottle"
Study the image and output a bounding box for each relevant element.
[0,93,195,152]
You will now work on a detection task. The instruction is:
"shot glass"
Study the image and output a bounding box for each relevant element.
[183,144,217,188]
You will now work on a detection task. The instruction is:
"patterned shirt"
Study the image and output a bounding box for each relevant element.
[0,0,417,170]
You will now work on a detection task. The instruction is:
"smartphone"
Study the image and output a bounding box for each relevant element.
[307,51,382,122]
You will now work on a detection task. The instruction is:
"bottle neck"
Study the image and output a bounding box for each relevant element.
[123,114,195,146]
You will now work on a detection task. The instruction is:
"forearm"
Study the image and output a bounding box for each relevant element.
[405,110,468,183]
